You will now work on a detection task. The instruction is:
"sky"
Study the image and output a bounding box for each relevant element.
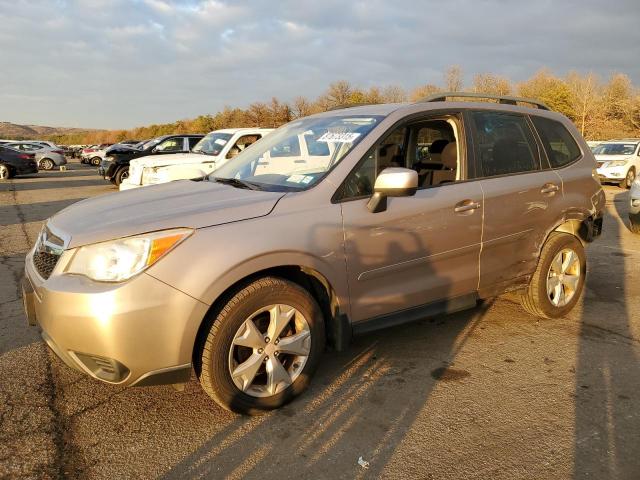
[0,0,639,130]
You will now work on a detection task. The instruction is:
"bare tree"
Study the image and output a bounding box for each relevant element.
[381,85,407,103]
[566,72,601,137]
[444,65,463,92]
[472,73,513,96]
[409,84,441,101]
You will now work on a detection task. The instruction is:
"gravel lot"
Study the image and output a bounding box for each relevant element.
[1,161,639,479]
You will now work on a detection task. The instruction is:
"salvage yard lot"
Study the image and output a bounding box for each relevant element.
[1,161,639,479]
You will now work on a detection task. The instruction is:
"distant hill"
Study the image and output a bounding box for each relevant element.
[0,122,93,139]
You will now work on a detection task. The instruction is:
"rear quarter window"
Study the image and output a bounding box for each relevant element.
[531,116,582,168]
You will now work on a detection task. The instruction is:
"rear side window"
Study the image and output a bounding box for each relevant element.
[188,137,201,150]
[531,116,581,168]
[470,111,540,177]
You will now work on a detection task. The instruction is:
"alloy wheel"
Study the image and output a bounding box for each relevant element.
[546,248,581,307]
[41,159,54,170]
[626,169,636,188]
[228,304,311,397]
[0,164,9,180]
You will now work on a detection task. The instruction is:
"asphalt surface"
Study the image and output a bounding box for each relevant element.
[1,161,639,479]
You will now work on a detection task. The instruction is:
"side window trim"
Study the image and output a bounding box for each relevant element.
[332,111,468,203]
[467,109,543,179]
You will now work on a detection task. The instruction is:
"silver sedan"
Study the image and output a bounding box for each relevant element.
[5,142,67,170]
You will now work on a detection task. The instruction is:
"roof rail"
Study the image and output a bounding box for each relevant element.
[418,92,550,110]
[326,102,374,111]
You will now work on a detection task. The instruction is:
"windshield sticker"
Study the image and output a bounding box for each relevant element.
[301,176,313,184]
[317,132,361,143]
[287,174,305,183]
[214,138,228,146]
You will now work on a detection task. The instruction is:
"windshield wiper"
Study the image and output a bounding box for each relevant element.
[212,177,261,190]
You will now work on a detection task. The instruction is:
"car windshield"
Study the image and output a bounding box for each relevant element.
[192,132,234,155]
[141,138,162,151]
[210,115,383,191]
[593,143,637,155]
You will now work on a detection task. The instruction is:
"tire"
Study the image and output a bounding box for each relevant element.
[623,167,636,189]
[521,232,586,319]
[91,156,101,166]
[40,158,55,170]
[630,213,640,234]
[0,163,11,180]
[114,166,129,186]
[196,277,325,414]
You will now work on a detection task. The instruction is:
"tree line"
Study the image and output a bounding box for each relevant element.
[47,66,640,145]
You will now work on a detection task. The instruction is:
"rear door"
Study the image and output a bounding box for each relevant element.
[468,110,564,291]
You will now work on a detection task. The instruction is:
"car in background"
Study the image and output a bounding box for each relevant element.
[6,141,67,170]
[0,145,38,179]
[594,139,640,188]
[121,128,272,190]
[81,144,114,166]
[100,134,204,186]
[630,177,640,234]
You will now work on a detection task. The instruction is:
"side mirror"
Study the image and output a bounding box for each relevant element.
[367,167,418,213]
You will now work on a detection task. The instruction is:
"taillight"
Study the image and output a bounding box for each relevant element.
[52,150,64,154]
[18,154,32,160]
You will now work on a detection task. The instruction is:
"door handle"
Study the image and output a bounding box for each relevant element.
[454,200,481,213]
[540,183,559,194]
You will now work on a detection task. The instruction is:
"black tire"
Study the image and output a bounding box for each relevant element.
[40,158,55,170]
[521,232,586,319]
[114,166,129,186]
[196,277,325,414]
[630,213,640,234]
[91,156,102,166]
[623,167,636,189]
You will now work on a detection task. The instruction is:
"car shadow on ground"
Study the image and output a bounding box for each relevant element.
[573,188,640,478]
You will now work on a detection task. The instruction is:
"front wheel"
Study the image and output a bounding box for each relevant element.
[521,233,586,319]
[196,277,325,414]
[623,167,636,189]
[114,166,129,186]
[91,156,101,166]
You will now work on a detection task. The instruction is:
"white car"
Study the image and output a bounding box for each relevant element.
[120,128,273,190]
[594,139,640,188]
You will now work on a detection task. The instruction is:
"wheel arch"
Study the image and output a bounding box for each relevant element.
[192,264,350,374]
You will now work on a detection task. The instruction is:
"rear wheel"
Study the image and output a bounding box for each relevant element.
[630,213,640,234]
[114,166,129,186]
[521,233,586,319]
[197,277,325,414]
[39,158,55,170]
[91,156,101,166]
[0,164,11,180]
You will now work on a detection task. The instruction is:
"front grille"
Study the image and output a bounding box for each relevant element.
[33,250,60,279]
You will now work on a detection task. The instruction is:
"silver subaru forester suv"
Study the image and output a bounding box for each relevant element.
[23,93,604,414]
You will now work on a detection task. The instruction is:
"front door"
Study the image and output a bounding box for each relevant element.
[339,115,483,323]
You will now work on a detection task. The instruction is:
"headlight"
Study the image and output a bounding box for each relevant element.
[608,160,628,167]
[65,228,193,282]
[105,156,114,162]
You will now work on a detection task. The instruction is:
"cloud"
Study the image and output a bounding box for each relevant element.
[0,0,638,129]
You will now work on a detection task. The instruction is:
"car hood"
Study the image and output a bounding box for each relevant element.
[49,180,286,248]
[131,152,218,169]
[595,155,632,162]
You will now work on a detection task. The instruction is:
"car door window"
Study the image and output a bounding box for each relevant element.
[188,137,201,150]
[470,111,540,177]
[407,120,459,187]
[226,135,261,159]
[156,138,183,152]
[530,116,582,168]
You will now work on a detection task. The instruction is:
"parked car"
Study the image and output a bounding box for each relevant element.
[121,129,273,190]
[5,141,67,170]
[0,145,38,179]
[100,134,204,186]
[81,144,114,166]
[23,93,604,414]
[594,139,640,188]
[630,177,640,233]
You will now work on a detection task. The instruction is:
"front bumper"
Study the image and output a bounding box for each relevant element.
[23,251,208,386]
[597,166,627,181]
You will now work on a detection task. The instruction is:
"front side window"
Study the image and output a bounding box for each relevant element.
[188,137,201,150]
[531,116,581,168]
[470,111,540,177]
[211,115,384,191]
[156,138,183,152]
[192,133,233,155]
